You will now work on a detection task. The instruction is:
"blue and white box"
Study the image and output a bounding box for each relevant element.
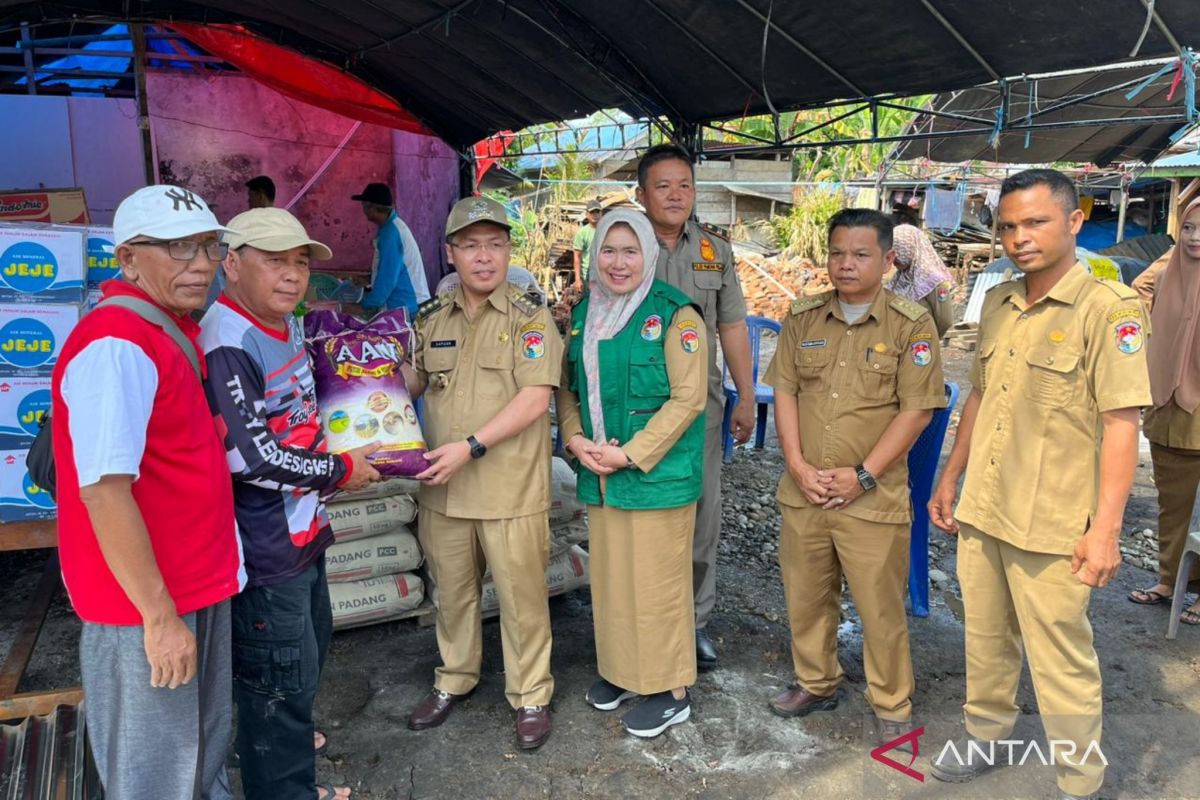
[0,225,86,304]
[0,448,55,522]
[0,377,51,448]
[86,226,120,286]
[0,304,78,376]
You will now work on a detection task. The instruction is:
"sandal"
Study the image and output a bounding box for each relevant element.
[316,784,351,800]
[1181,608,1200,626]
[315,730,328,757]
[1128,587,1171,605]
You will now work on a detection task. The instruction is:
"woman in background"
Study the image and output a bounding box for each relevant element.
[887,224,955,336]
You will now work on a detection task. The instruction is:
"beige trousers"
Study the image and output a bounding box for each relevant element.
[958,524,1105,796]
[779,504,914,721]
[1149,443,1200,589]
[418,508,554,708]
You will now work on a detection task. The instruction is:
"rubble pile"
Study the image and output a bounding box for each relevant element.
[736,253,831,320]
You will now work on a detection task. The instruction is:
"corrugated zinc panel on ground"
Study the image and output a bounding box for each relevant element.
[964,273,1007,325]
[0,705,99,800]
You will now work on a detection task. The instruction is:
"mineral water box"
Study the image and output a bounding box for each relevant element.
[85,226,119,285]
[0,448,55,522]
[84,288,103,314]
[0,225,86,303]
[0,377,51,448]
[0,304,78,376]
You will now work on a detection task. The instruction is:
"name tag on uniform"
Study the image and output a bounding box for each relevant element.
[692,262,721,272]
[430,339,456,348]
[800,339,827,348]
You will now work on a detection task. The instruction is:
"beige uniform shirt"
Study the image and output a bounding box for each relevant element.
[654,221,747,424]
[415,284,563,519]
[1143,399,1200,450]
[556,305,708,472]
[763,289,947,524]
[918,281,955,338]
[956,263,1152,554]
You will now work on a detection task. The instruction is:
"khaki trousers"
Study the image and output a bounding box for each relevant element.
[693,422,722,628]
[1149,443,1200,589]
[417,508,554,709]
[779,504,914,721]
[958,524,1104,796]
[590,502,697,694]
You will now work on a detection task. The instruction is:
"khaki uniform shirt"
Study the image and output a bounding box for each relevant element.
[956,263,1152,554]
[763,289,947,524]
[414,283,562,519]
[654,220,747,425]
[1143,399,1200,450]
[918,281,955,338]
[556,305,708,472]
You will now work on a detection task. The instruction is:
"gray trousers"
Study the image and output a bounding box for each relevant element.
[81,600,233,800]
[693,423,723,629]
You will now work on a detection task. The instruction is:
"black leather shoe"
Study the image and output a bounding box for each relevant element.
[696,630,717,671]
[929,736,1009,783]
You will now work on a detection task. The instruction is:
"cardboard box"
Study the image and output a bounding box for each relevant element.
[85,226,119,286]
[0,449,55,522]
[0,225,86,303]
[84,288,103,314]
[0,188,89,225]
[0,377,51,448]
[0,304,78,376]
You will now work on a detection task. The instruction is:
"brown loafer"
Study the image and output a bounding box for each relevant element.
[768,684,839,718]
[515,705,551,750]
[408,688,471,731]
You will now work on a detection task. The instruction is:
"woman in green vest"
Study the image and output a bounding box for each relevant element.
[557,209,707,739]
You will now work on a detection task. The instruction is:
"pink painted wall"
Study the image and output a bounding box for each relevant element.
[146,72,459,284]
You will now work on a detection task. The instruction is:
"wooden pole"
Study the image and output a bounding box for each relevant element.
[131,24,156,185]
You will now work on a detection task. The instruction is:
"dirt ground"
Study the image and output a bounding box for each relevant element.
[3,347,1200,799]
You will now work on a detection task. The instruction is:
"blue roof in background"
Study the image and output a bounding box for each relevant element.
[16,24,208,94]
[516,114,649,172]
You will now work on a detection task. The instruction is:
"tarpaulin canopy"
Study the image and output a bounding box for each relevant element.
[2,1,1199,148]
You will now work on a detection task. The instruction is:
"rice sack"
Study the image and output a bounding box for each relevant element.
[305,309,427,477]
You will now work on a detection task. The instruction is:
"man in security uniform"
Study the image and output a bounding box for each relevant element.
[929,169,1150,800]
[403,196,561,750]
[636,144,756,669]
[763,209,946,744]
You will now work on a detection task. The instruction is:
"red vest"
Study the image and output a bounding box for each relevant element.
[51,281,242,625]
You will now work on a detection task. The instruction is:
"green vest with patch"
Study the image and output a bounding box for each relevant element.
[566,282,706,510]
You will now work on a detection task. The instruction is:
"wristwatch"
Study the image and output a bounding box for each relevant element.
[854,464,877,492]
[467,435,487,459]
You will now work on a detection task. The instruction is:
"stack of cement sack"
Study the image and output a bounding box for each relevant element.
[324,478,425,630]
[477,457,591,619]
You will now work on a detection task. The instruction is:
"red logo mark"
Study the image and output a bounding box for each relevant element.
[870,725,924,782]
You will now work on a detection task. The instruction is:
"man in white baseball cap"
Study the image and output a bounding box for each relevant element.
[53,184,243,800]
[200,206,373,800]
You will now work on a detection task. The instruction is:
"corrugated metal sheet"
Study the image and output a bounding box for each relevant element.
[0,705,99,800]
[964,272,1008,325]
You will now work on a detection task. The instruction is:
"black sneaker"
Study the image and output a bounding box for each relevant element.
[585,679,638,711]
[621,691,691,738]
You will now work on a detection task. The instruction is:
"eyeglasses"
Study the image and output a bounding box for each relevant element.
[129,239,229,262]
[449,241,511,257]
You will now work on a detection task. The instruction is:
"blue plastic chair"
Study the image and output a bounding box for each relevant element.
[721,316,782,462]
[906,381,961,618]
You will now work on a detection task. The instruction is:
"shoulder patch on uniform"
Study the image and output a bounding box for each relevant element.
[790,290,834,315]
[507,285,538,316]
[416,291,453,321]
[698,222,730,242]
[889,295,930,322]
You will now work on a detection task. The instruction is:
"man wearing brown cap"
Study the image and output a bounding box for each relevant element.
[352,182,429,317]
[201,207,380,800]
[404,196,560,750]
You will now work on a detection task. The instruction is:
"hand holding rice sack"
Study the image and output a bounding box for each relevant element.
[304,308,429,477]
[555,208,707,739]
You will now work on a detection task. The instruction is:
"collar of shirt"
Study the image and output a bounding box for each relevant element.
[451,281,511,317]
[654,219,695,250]
[99,277,201,336]
[824,287,887,325]
[1003,261,1090,312]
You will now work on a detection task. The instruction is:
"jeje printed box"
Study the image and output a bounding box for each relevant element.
[0,448,55,522]
[0,304,79,376]
[0,377,51,448]
[0,224,86,304]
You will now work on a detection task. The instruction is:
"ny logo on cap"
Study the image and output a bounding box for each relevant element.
[164,188,202,212]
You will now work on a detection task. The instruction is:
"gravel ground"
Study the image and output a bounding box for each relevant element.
[2,347,1199,799]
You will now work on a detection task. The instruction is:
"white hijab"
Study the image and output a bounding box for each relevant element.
[582,209,660,442]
